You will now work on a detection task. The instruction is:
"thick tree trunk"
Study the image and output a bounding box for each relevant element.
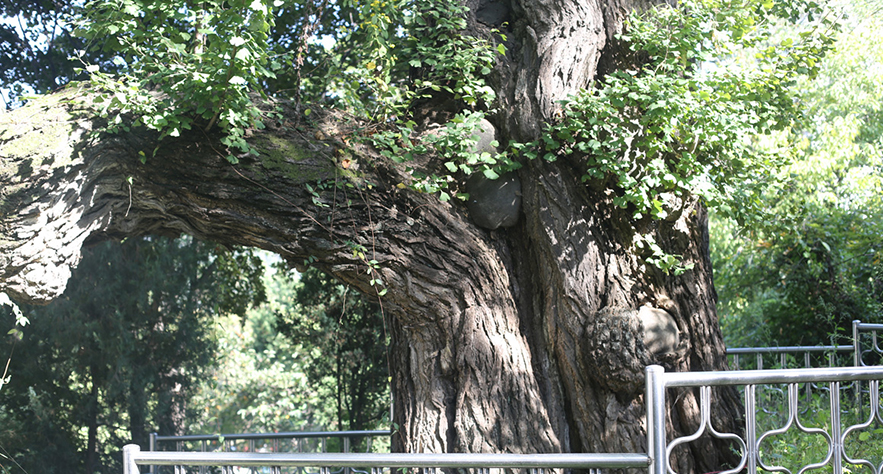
[0,0,742,470]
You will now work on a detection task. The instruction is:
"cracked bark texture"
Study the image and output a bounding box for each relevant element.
[1,0,742,471]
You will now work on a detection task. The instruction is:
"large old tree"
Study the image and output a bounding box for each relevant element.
[0,0,831,471]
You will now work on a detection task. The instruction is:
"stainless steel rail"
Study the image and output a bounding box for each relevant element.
[855,321,883,367]
[148,430,392,474]
[152,430,391,443]
[123,446,651,473]
[727,320,882,370]
[646,364,883,474]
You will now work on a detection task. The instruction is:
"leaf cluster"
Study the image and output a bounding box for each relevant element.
[544,0,837,224]
[74,0,282,161]
[372,110,518,201]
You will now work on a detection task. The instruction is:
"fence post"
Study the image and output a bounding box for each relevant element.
[149,433,157,474]
[853,320,862,367]
[646,365,666,474]
[123,444,140,474]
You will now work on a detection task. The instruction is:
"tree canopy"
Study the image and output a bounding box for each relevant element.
[711,3,883,347]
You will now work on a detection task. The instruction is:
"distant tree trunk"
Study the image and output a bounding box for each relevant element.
[85,361,101,474]
[129,379,149,449]
[156,370,187,437]
[0,0,743,470]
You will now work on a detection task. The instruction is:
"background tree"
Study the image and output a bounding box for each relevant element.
[0,0,105,108]
[275,267,391,434]
[0,236,264,474]
[711,2,883,347]
[0,0,837,470]
[187,263,391,440]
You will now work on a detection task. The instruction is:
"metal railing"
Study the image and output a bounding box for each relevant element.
[123,364,883,474]
[855,321,883,367]
[124,320,883,474]
[147,430,392,474]
[726,320,883,370]
[150,430,392,455]
[647,364,883,474]
[123,448,651,474]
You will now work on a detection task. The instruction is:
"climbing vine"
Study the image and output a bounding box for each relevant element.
[532,0,837,272]
[543,0,836,224]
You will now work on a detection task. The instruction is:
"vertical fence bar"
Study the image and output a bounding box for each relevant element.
[646,365,666,474]
[853,320,862,367]
[200,440,208,474]
[744,384,757,474]
[149,433,157,474]
[853,320,862,416]
[250,439,257,474]
[124,444,140,474]
[830,381,843,474]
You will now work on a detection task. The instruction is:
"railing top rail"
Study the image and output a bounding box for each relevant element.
[153,430,392,443]
[655,364,883,387]
[855,322,883,331]
[126,448,650,469]
[725,345,850,355]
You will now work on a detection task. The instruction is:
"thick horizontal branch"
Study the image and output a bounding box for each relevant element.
[0,84,494,313]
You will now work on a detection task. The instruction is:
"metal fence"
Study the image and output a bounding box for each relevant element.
[647,365,883,474]
[124,364,883,474]
[726,320,883,370]
[150,430,392,457]
[124,320,883,474]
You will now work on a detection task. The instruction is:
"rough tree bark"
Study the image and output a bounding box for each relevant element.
[0,0,742,471]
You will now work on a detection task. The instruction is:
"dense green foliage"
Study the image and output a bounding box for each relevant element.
[188,265,390,437]
[711,4,883,347]
[275,267,390,433]
[539,0,836,272]
[68,0,837,241]
[71,0,500,162]
[0,241,390,472]
[548,0,833,216]
[0,237,265,474]
[75,0,281,157]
